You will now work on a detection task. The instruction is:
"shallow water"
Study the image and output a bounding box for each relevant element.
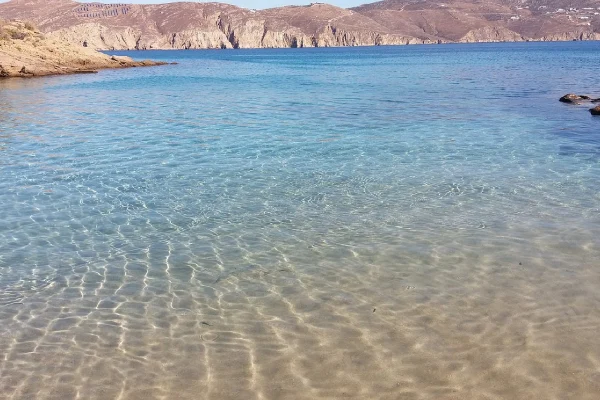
[1,42,600,400]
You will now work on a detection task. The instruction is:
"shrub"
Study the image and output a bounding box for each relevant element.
[0,21,8,41]
[10,30,27,40]
[24,22,37,31]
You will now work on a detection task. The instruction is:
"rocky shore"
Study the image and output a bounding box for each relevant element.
[0,20,167,78]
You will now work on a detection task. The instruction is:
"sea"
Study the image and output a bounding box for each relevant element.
[1,42,599,400]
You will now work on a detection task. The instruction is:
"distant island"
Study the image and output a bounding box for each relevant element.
[1,0,599,50]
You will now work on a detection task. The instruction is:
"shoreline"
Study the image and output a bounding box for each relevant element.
[0,59,171,79]
[97,38,600,52]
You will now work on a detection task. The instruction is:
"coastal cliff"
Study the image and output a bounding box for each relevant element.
[1,0,599,50]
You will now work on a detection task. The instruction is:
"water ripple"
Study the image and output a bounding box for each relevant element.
[1,43,600,400]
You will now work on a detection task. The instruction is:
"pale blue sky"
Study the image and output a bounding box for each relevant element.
[90,0,371,9]
[211,0,369,8]
[226,0,369,8]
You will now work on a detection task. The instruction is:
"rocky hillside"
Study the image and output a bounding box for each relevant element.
[0,0,599,50]
[0,19,166,77]
[354,0,600,42]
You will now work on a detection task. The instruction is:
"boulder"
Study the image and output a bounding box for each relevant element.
[590,106,600,116]
[110,55,133,64]
[19,66,33,75]
[559,93,590,103]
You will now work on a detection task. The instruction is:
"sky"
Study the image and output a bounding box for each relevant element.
[86,0,371,9]
[206,0,369,8]
[0,0,373,9]
[222,1,368,8]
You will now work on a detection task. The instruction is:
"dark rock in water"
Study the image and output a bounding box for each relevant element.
[560,94,590,104]
[590,106,600,116]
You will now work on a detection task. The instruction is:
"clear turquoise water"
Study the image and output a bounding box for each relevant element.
[1,43,600,400]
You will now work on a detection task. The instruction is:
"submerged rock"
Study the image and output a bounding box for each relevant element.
[590,106,600,116]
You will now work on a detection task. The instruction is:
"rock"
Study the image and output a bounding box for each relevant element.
[110,55,132,63]
[560,94,590,104]
[461,26,524,43]
[590,106,600,116]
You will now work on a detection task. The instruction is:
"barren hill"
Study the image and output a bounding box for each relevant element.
[0,0,599,50]
[354,0,600,42]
